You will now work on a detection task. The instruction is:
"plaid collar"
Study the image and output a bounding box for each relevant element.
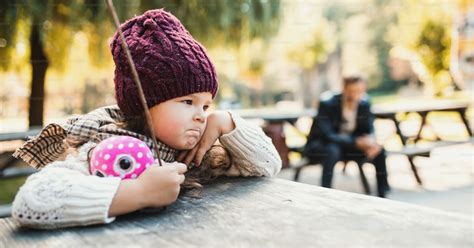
[13,105,178,169]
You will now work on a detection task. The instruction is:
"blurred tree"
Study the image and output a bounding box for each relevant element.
[0,0,134,127]
[416,20,452,96]
[140,0,281,47]
[367,0,399,93]
[0,0,281,127]
[287,18,335,108]
[322,3,359,82]
[288,26,334,70]
[387,0,455,96]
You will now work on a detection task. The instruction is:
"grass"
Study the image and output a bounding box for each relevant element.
[0,176,27,205]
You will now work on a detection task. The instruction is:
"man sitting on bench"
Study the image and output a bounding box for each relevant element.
[304,75,390,197]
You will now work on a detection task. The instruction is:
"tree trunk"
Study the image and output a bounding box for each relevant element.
[28,21,49,128]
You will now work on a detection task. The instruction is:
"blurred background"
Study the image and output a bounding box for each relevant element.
[0,0,473,217]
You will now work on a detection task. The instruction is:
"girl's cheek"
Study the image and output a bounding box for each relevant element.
[157,125,175,136]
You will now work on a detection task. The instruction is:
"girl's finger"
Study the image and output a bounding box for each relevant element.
[194,147,208,166]
[193,131,218,166]
[176,150,188,162]
[174,163,188,174]
[184,146,199,166]
[177,174,185,184]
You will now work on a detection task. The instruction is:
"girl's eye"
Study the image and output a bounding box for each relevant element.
[203,105,209,111]
[182,100,193,105]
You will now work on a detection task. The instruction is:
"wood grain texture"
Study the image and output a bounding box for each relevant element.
[1,177,472,247]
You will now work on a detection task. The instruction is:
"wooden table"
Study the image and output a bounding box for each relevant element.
[0,177,471,247]
[235,109,315,168]
[235,108,316,124]
[373,100,472,184]
[237,100,471,146]
[372,100,472,144]
[236,100,472,173]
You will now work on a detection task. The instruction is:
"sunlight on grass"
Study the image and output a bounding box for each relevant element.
[0,177,27,205]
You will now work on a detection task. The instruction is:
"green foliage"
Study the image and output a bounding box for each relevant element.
[287,19,335,70]
[0,0,281,71]
[0,176,27,204]
[0,0,90,72]
[416,19,452,96]
[323,3,361,33]
[139,0,280,46]
[387,0,454,96]
[367,0,399,92]
[0,0,22,71]
[416,20,451,76]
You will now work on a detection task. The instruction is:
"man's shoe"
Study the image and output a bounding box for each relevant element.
[377,184,391,198]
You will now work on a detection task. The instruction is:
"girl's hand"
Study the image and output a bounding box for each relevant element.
[177,111,235,167]
[108,160,187,217]
[137,161,187,208]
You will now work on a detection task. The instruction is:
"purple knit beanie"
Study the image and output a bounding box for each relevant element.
[110,9,218,118]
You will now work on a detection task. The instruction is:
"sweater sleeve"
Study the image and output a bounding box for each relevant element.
[218,111,282,177]
[11,142,121,229]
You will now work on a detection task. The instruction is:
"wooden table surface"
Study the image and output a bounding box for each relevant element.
[0,177,472,247]
[372,100,471,116]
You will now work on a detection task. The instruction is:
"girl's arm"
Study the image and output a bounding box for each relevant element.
[218,111,282,177]
[179,111,282,177]
[11,142,121,229]
[107,179,144,217]
[12,141,187,229]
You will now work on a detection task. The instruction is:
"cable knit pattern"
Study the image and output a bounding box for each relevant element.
[220,112,282,177]
[12,142,121,229]
[11,114,282,229]
[111,9,218,118]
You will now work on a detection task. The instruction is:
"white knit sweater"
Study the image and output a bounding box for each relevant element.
[11,112,282,229]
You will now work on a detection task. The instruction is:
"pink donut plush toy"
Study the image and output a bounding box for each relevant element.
[89,136,155,179]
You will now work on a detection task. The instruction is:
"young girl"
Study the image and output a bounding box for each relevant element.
[11,9,281,229]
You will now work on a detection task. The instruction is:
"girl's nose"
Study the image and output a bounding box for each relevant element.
[193,110,206,123]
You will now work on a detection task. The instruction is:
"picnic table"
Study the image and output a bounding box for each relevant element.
[236,99,472,185]
[372,100,472,184]
[372,100,472,144]
[237,100,472,144]
[0,128,41,180]
[0,177,471,247]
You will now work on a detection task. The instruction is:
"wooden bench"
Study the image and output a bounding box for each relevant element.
[0,129,41,218]
[385,139,473,185]
[289,138,472,189]
[372,100,472,184]
[0,129,42,142]
[0,128,41,180]
[0,177,471,247]
[288,145,372,195]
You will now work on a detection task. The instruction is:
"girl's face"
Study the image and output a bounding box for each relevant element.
[149,92,212,150]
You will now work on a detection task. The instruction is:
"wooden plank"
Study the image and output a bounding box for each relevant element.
[0,205,11,218]
[235,109,316,122]
[235,100,471,122]
[0,167,37,179]
[0,177,471,247]
[387,140,471,157]
[372,100,470,116]
[0,128,42,142]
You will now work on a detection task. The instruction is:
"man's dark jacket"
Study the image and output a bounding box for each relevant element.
[306,94,374,149]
